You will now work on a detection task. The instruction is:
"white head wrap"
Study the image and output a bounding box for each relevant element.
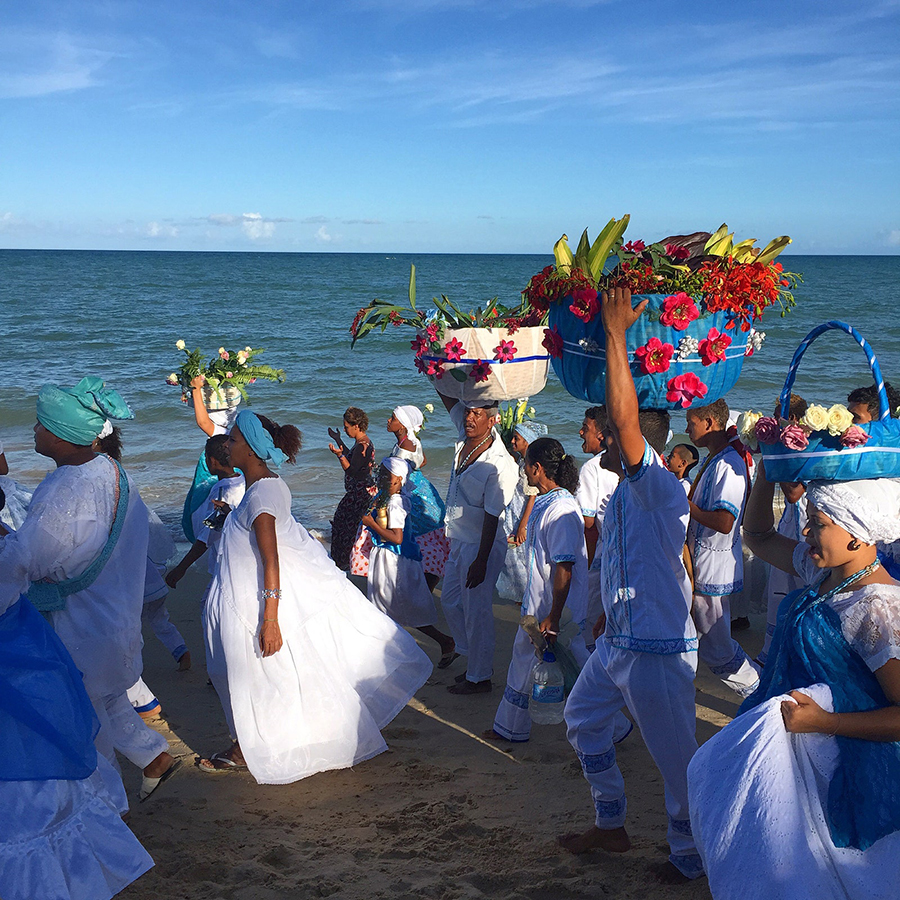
[98,419,114,440]
[394,405,423,436]
[381,456,410,485]
[806,478,900,545]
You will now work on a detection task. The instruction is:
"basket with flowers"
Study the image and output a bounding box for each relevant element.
[166,340,286,409]
[350,266,550,403]
[737,321,900,483]
[526,215,801,409]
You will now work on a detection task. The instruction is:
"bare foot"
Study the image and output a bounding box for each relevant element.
[143,750,176,779]
[650,860,693,884]
[558,825,631,854]
[481,728,514,744]
[178,650,192,671]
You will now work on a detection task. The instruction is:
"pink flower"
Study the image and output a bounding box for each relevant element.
[542,327,564,359]
[219,350,230,361]
[493,339,517,363]
[698,327,732,366]
[659,292,700,331]
[840,425,871,448]
[754,416,781,445]
[665,243,690,261]
[225,371,233,378]
[666,372,708,408]
[469,359,492,383]
[425,359,445,379]
[780,423,809,451]
[411,335,429,357]
[425,322,440,342]
[444,337,466,362]
[249,378,257,383]
[634,337,674,374]
[569,287,600,323]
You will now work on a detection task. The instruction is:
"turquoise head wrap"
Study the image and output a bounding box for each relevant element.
[235,410,286,468]
[514,421,549,445]
[36,377,134,446]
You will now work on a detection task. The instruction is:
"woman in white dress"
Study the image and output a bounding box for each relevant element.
[200,410,432,783]
[688,460,900,900]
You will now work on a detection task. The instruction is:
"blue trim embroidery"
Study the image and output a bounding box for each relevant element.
[551,554,576,563]
[668,815,693,836]
[709,645,751,676]
[694,578,744,595]
[669,853,705,878]
[711,499,740,518]
[502,684,530,710]
[606,634,698,655]
[577,746,616,774]
[624,440,653,484]
[594,797,626,819]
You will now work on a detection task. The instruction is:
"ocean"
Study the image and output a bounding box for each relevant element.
[1,250,897,537]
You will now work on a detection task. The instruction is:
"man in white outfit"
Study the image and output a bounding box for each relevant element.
[686,399,760,697]
[560,288,703,883]
[439,394,518,694]
[0,378,178,809]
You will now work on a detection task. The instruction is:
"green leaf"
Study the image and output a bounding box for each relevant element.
[756,235,792,265]
[587,214,630,282]
[553,234,573,274]
[449,368,469,382]
[408,264,417,310]
[704,224,729,252]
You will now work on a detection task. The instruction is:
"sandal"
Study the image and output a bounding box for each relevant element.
[437,648,460,670]
[139,757,183,802]
[198,751,248,774]
[447,679,492,695]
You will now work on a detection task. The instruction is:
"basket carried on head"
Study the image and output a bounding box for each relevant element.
[760,321,900,483]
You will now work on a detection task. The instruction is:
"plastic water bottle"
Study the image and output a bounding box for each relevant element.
[529,650,566,725]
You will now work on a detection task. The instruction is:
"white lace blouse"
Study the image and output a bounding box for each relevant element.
[793,543,900,673]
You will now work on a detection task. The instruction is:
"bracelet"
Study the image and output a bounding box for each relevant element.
[743,526,776,538]
[261,588,281,600]
[263,618,278,622]
[827,713,842,737]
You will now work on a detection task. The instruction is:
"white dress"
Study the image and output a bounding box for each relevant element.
[205,476,433,785]
[367,493,437,628]
[0,475,32,531]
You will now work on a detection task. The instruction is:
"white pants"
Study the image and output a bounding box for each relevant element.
[693,593,760,697]
[142,595,188,662]
[565,642,704,880]
[126,677,159,713]
[440,534,506,683]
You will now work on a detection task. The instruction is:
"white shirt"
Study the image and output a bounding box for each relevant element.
[688,445,748,596]
[444,405,518,544]
[209,407,238,436]
[679,477,692,496]
[521,489,588,623]
[196,473,247,574]
[600,440,696,655]
[576,454,620,574]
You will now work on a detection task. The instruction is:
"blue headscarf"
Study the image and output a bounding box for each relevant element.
[514,421,549,444]
[235,410,286,468]
[36,377,133,446]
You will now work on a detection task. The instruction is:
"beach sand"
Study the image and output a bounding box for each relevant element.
[118,566,760,900]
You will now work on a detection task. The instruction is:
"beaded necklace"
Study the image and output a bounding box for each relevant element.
[454,432,492,474]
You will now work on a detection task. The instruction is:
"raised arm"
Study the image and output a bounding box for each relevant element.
[742,457,798,575]
[190,375,216,437]
[601,287,649,475]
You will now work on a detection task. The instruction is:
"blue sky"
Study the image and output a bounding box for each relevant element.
[1,0,898,253]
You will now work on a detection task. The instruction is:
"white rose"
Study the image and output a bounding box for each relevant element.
[166,373,179,385]
[800,404,829,433]
[737,411,762,450]
[175,339,186,351]
[424,403,434,413]
[826,404,854,436]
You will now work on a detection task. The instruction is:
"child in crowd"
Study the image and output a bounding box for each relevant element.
[362,457,454,657]
[666,443,699,495]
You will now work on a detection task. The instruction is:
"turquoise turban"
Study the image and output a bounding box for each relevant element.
[235,410,286,468]
[36,377,134,446]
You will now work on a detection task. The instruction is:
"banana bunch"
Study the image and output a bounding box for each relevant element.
[704,224,792,265]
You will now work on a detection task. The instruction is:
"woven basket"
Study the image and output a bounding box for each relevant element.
[547,293,746,409]
[760,321,900,483]
[420,326,550,403]
[202,384,242,411]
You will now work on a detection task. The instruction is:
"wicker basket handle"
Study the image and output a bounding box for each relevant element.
[779,320,890,422]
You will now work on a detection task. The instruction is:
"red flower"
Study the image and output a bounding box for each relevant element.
[700,257,785,331]
[350,307,367,337]
[444,337,466,362]
[493,339,517,363]
[666,372,708,408]
[754,416,781,445]
[569,287,600,323]
[659,292,700,331]
[388,311,403,326]
[634,337,674,374]
[425,322,440,342]
[665,243,690,261]
[698,327,732,366]
[414,356,429,374]
[542,327,564,358]
[469,359,491,382]
[623,239,646,253]
[410,334,429,357]
[425,359,445,379]
[840,425,870,448]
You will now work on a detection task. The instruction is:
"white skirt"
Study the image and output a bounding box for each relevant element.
[0,756,153,900]
[368,546,437,628]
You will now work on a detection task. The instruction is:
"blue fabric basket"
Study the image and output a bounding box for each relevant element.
[547,293,746,409]
[761,321,900,483]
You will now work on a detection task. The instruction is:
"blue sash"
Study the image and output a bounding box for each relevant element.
[0,596,99,780]
[182,450,218,543]
[740,576,900,850]
[27,457,129,613]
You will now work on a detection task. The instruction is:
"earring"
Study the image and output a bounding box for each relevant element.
[849,539,861,551]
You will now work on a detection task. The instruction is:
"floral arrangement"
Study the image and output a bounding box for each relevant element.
[525,216,801,335]
[737,404,867,453]
[350,265,547,385]
[166,340,286,404]
[497,399,537,451]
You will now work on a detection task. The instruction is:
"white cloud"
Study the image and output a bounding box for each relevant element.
[242,212,275,240]
[315,225,333,243]
[208,214,239,226]
[146,221,178,238]
[888,230,900,247]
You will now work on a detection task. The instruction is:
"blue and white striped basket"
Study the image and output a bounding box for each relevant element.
[761,321,900,483]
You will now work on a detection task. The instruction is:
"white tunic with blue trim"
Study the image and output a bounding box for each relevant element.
[688,445,748,596]
[600,441,696,655]
[521,488,588,623]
